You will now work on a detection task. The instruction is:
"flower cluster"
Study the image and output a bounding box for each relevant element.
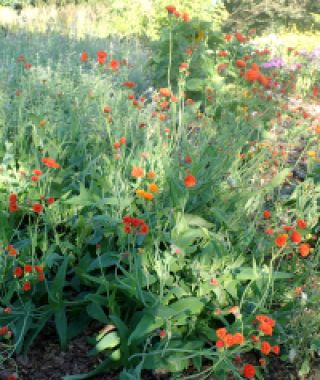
[122,216,149,235]
[215,327,245,348]
[264,212,314,257]
[13,264,44,292]
[8,193,18,213]
[165,5,190,22]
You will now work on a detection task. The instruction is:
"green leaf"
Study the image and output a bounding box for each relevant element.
[184,214,214,228]
[169,297,204,315]
[48,255,69,307]
[128,313,162,345]
[186,78,204,91]
[86,303,108,323]
[55,307,68,350]
[88,253,119,271]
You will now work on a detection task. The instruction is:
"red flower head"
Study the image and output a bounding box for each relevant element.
[272,345,280,355]
[35,265,43,273]
[275,234,287,248]
[32,203,43,214]
[7,375,17,380]
[96,50,107,65]
[216,340,224,348]
[47,197,55,205]
[218,50,228,57]
[184,155,192,164]
[14,267,23,278]
[24,264,33,273]
[297,219,307,229]
[291,230,302,244]
[23,281,31,292]
[263,210,271,219]
[181,12,190,22]
[236,59,246,68]
[122,81,136,88]
[9,193,17,203]
[109,59,119,71]
[140,223,149,235]
[80,51,88,62]
[33,169,42,176]
[243,364,255,379]
[234,32,246,43]
[184,175,196,188]
[165,5,176,14]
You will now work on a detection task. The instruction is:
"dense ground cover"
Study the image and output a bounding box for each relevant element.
[0,3,319,380]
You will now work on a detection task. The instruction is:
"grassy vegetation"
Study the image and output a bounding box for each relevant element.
[0,2,319,380]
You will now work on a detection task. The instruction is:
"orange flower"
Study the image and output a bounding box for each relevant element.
[275,234,288,247]
[41,157,60,169]
[299,243,310,257]
[259,322,273,336]
[147,171,156,179]
[143,192,154,201]
[251,63,260,71]
[216,327,227,339]
[148,183,159,193]
[229,306,239,315]
[159,88,171,97]
[184,175,196,188]
[261,341,271,355]
[233,333,244,345]
[131,166,144,178]
[224,334,234,347]
[245,69,260,81]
